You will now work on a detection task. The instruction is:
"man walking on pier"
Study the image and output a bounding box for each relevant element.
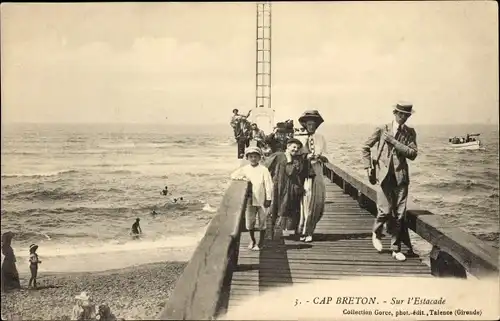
[361,102,418,262]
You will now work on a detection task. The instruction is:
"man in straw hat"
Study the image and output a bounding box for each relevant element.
[361,101,418,262]
[230,146,273,251]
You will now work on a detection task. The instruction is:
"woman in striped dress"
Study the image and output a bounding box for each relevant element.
[297,110,329,243]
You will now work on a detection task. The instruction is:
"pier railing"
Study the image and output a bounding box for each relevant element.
[158,162,499,320]
[323,162,499,279]
[157,180,250,320]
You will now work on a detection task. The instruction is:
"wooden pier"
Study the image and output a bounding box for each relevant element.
[158,162,499,320]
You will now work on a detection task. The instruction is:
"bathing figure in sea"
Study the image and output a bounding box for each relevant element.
[28,244,42,289]
[161,186,169,196]
[151,209,158,218]
[131,218,142,239]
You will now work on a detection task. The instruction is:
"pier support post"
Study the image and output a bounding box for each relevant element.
[430,245,467,279]
[357,191,367,209]
[342,181,348,194]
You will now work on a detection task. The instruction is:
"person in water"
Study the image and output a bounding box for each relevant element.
[161,186,169,196]
[28,243,42,289]
[230,147,273,251]
[151,209,158,218]
[131,218,142,238]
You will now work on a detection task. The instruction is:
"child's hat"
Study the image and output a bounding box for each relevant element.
[29,244,38,251]
[245,147,263,157]
[75,291,90,301]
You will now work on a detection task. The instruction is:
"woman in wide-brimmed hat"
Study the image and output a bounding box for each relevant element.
[1,231,21,292]
[296,110,330,243]
[263,138,309,236]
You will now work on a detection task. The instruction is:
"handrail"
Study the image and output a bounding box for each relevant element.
[323,162,499,279]
[157,181,250,320]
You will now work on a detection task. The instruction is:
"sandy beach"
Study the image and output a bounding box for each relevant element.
[1,261,186,320]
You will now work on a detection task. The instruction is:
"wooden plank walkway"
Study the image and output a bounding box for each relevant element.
[227,178,431,310]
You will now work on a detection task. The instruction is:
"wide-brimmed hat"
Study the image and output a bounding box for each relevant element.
[298,110,324,128]
[75,291,90,301]
[286,138,303,148]
[29,244,38,252]
[245,147,263,157]
[393,101,415,114]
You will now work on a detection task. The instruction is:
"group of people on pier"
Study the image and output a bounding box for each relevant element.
[231,110,329,249]
[230,108,297,159]
[231,102,418,262]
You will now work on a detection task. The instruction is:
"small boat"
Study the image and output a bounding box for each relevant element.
[448,133,482,150]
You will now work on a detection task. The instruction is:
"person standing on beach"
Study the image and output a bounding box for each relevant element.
[361,102,418,262]
[131,218,142,239]
[28,244,42,289]
[230,147,273,250]
[296,110,329,243]
[1,232,21,292]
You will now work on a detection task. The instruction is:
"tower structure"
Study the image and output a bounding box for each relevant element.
[252,1,274,134]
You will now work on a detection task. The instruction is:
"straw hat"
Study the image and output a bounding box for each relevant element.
[393,101,415,114]
[75,291,90,301]
[298,110,324,128]
[29,244,38,252]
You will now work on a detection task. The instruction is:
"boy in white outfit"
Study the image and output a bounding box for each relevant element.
[230,147,273,251]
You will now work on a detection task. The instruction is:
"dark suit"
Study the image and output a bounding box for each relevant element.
[362,122,418,251]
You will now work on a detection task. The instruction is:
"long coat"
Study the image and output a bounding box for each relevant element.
[263,152,309,226]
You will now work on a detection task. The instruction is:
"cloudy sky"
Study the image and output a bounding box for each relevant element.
[1,1,498,125]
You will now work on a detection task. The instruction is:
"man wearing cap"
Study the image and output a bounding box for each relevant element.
[361,102,418,262]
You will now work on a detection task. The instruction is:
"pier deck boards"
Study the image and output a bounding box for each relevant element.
[227,178,431,310]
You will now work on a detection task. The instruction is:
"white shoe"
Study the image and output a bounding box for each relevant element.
[252,245,261,251]
[248,243,255,250]
[392,251,406,261]
[304,235,313,243]
[372,233,383,252]
[282,230,290,237]
[299,236,306,242]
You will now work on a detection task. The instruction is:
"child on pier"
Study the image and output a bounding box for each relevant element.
[230,147,273,251]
